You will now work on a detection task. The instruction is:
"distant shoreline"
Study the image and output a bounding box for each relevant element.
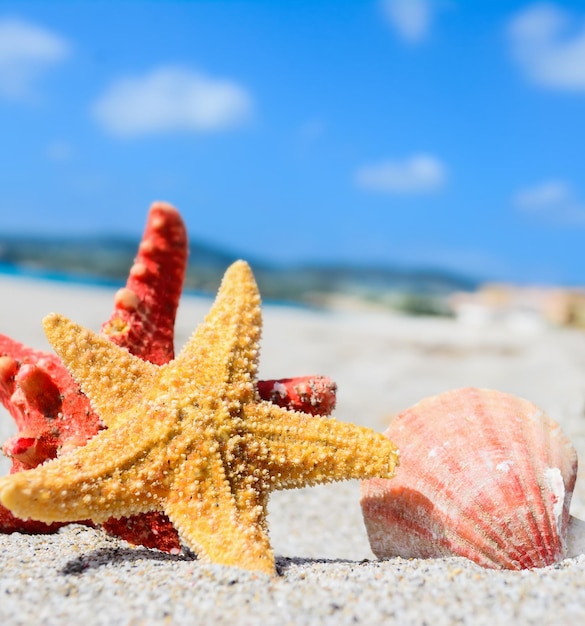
[0,262,316,312]
[0,261,124,289]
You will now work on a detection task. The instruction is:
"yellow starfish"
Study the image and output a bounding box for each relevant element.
[0,261,398,574]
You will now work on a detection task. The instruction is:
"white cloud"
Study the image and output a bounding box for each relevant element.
[381,0,435,43]
[92,66,253,137]
[0,18,70,100]
[515,179,568,208]
[355,154,446,193]
[508,3,585,90]
[514,179,585,224]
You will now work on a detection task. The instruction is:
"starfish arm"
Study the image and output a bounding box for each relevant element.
[1,259,397,573]
[165,441,274,575]
[101,202,188,365]
[42,314,158,429]
[0,414,174,524]
[173,261,262,404]
[242,403,399,490]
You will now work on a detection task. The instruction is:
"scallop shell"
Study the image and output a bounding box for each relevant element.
[360,387,578,570]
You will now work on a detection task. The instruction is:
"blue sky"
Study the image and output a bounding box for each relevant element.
[1,1,585,284]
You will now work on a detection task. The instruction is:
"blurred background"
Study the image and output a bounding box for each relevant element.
[1,0,584,323]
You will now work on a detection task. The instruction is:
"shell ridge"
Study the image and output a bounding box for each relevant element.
[522,406,561,566]
[487,393,551,567]
[514,400,570,565]
[381,392,521,567]
[434,390,539,567]
[361,388,578,571]
[538,411,577,560]
[438,390,532,568]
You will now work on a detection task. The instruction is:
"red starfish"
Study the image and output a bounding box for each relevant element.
[0,202,336,550]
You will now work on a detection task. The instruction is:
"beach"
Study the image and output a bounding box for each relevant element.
[1,273,585,625]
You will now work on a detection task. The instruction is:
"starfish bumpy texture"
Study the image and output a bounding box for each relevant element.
[0,202,187,547]
[0,261,398,574]
[0,202,336,547]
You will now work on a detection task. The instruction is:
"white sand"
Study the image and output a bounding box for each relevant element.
[1,274,585,625]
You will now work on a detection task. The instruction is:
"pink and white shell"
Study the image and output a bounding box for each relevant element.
[360,387,578,570]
